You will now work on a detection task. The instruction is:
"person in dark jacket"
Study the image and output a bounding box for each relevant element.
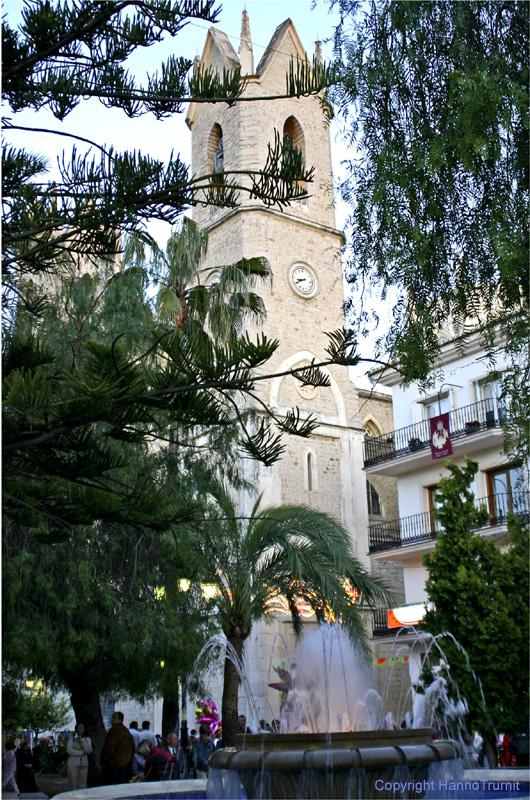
[163,733,185,779]
[100,711,135,785]
[194,725,214,779]
[144,745,173,781]
[15,740,36,792]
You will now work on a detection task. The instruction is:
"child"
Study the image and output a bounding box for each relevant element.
[2,740,20,796]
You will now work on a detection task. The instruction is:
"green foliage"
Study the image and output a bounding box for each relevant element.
[331,0,529,392]
[2,518,214,705]
[1,1,364,747]
[129,219,271,341]
[2,672,71,731]
[421,459,529,734]
[3,238,360,536]
[2,1,353,535]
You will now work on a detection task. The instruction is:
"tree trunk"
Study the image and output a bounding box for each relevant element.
[62,672,106,786]
[484,733,498,769]
[162,698,180,740]
[161,665,180,740]
[222,635,244,747]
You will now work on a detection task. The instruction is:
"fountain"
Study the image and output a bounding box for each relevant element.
[56,626,530,800]
[208,627,463,799]
[210,729,459,799]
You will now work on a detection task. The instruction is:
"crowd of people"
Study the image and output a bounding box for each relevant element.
[100,712,224,787]
[1,732,61,795]
[2,710,288,795]
[4,716,528,794]
[1,713,226,795]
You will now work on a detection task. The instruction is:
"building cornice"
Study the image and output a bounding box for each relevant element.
[203,204,345,244]
[357,388,393,403]
[370,327,509,388]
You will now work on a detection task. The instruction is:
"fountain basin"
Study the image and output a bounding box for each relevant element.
[210,729,460,799]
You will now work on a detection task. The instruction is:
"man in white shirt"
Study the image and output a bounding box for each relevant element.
[140,721,157,748]
[128,721,141,749]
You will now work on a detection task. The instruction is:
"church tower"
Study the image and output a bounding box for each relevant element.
[186,14,387,718]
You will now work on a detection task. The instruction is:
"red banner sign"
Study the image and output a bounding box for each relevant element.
[430,412,453,459]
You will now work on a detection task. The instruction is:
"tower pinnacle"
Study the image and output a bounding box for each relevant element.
[239,10,254,75]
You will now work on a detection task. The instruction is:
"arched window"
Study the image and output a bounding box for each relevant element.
[283,116,304,157]
[208,124,224,185]
[305,450,317,492]
[307,453,313,492]
[282,116,305,190]
[366,481,381,516]
[364,420,382,438]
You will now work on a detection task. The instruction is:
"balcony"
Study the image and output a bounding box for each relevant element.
[363,399,503,470]
[368,492,529,554]
[372,608,394,638]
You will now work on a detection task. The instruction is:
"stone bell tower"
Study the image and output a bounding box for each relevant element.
[186,13,387,719]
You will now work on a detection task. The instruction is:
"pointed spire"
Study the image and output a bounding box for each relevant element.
[238,9,254,75]
[314,41,323,65]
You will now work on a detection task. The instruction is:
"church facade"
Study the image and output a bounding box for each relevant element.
[184,13,403,726]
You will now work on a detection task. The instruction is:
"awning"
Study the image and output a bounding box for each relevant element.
[388,603,427,628]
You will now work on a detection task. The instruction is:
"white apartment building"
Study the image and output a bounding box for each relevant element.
[365,327,528,653]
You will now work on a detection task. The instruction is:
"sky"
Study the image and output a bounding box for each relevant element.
[3,0,348,240]
[4,0,388,389]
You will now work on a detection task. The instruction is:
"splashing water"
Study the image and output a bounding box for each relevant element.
[190,623,485,751]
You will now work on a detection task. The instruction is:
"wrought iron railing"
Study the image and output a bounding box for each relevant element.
[368,492,529,553]
[364,399,503,467]
[372,608,393,638]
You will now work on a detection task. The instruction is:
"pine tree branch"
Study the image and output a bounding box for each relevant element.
[3,123,114,157]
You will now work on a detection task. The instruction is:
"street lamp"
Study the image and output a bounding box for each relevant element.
[437,383,462,415]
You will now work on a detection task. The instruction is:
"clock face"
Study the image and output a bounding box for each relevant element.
[289,265,317,297]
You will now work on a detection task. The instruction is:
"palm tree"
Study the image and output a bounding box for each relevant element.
[124,218,270,340]
[194,488,394,746]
